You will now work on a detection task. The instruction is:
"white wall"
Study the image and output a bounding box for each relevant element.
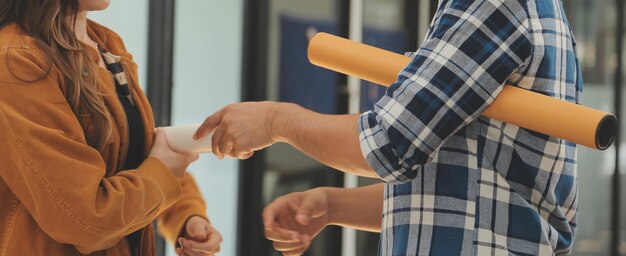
[169,1,243,256]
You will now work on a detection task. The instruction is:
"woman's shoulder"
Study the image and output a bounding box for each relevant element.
[0,24,45,52]
[0,24,49,76]
[0,24,53,83]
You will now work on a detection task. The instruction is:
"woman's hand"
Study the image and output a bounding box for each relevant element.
[262,188,331,256]
[150,129,199,177]
[176,216,223,256]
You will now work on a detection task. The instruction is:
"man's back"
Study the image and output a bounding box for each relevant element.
[358,0,579,255]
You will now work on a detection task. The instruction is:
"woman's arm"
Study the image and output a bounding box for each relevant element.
[157,173,208,243]
[0,47,182,254]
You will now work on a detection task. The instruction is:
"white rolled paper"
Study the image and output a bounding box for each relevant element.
[161,123,214,153]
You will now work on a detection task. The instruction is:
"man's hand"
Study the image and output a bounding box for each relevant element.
[176,216,223,256]
[262,188,331,256]
[194,101,374,177]
[194,102,287,159]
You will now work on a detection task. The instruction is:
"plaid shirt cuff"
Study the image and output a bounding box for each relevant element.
[359,111,417,184]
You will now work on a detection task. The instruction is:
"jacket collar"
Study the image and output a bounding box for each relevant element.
[86,19,133,60]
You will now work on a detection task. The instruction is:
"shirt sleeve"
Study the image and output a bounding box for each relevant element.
[359,0,533,184]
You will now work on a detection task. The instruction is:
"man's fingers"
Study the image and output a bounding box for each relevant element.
[283,247,309,256]
[211,127,226,159]
[262,197,289,231]
[218,136,235,157]
[262,203,278,231]
[232,147,254,160]
[272,240,310,251]
[194,112,222,140]
[295,197,318,225]
[240,151,254,159]
[264,226,302,243]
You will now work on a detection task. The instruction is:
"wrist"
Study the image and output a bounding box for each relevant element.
[317,187,340,226]
[270,102,301,143]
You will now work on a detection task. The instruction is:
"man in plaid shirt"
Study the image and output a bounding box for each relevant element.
[196,0,579,254]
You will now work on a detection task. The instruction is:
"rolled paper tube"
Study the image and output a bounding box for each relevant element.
[308,32,617,150]
[161,123,214,153]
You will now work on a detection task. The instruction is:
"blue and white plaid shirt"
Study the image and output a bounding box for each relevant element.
[359,0,579,255]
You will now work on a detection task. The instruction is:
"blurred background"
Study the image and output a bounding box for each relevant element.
[91,0,625,255]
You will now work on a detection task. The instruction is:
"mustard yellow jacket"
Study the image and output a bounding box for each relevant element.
[0,21,207,255]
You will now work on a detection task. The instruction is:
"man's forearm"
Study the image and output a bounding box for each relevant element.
[272,103,376,178]
[324,183,383,232]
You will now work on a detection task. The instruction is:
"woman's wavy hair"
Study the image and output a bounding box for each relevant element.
[0,0,112,151]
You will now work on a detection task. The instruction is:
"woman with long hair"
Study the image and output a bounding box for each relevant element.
[0,0,221,255]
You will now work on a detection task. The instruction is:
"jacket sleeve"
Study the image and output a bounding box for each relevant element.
[0,46,182,254]
[157,173,208,244]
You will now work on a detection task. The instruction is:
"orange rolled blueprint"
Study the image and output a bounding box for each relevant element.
[308,33,617,150]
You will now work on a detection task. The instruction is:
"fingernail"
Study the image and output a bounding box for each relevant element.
[291,233,300,242]
[178,238,184,245]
